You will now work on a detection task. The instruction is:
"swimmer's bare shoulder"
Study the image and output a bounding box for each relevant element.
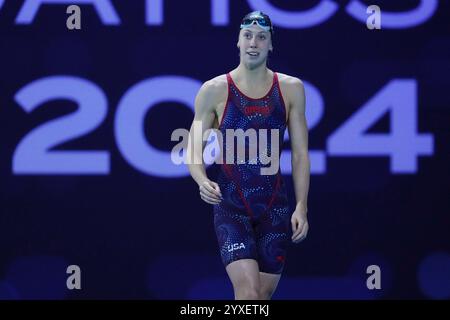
[195,74,228,129]
[276,72,305,121]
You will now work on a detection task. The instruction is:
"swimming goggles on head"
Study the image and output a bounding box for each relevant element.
[240,15,272,32]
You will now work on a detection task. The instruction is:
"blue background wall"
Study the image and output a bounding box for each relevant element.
[0,0,449,299]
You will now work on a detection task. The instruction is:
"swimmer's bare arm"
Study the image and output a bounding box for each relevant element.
[187,81,223,205]
[287,78,310,243]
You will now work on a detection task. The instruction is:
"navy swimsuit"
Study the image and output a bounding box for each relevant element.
[213,72,291,274]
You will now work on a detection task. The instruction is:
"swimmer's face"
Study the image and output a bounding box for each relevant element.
[237,24,273,69]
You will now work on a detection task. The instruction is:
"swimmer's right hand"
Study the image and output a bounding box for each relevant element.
[199,180,223,205]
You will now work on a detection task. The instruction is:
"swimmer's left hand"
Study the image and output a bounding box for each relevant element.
[291,203,308,243]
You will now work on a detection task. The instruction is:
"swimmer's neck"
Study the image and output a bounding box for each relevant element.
[233,64,272,86]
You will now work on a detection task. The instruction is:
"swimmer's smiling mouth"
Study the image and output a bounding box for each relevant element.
[247,51,260,57]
